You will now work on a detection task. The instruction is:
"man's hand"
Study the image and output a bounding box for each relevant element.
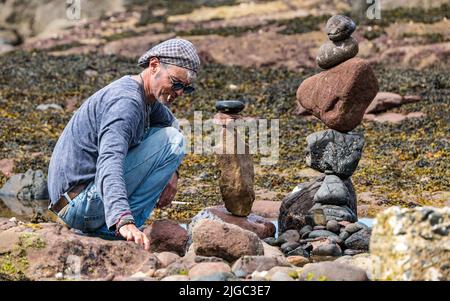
[118,223,150,251]
[156,172,178,209]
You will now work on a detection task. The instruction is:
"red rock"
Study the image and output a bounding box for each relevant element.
[143,219,188,256]
[64,96,79,112]
[296,58,379,132]
[366,92,421,114]
[0,223,160,280]
[364,112,425,123]
[298,262,369,281]
[190,206,275,239]
[188,262,231,279]
[192,219,264,262]
[251,201,281,219]
[0,158,15,177]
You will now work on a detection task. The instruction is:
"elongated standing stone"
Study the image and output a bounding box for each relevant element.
[214,100,255,217]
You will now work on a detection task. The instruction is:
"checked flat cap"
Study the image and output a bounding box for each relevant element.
[138,38,201,73]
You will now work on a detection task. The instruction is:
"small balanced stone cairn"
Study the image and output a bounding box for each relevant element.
[214,100,255,217]
[272,15,379,258]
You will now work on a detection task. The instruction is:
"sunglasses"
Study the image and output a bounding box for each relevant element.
[168,74,195,94]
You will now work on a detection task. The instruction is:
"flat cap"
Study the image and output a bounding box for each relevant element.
[138,38,201,73]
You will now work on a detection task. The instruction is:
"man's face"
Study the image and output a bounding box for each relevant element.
[151,63,193,106]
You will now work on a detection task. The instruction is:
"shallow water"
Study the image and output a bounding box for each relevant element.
[0,196,52,221]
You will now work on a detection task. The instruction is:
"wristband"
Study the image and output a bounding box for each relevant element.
[115,216,135,236]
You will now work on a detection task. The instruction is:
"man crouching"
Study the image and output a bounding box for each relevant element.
[47,39,200,250]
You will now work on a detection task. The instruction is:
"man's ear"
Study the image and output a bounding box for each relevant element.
[148,57,160,74]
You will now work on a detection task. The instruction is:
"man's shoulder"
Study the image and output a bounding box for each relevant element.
[92,76,144,110]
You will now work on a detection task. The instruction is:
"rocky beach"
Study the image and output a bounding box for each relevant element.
[0,0,449,281]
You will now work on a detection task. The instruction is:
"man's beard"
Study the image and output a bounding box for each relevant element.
[159,94,173,106]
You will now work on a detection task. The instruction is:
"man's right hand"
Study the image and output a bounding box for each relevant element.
[118,223,150,251]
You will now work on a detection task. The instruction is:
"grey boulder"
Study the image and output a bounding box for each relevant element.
[306,129,365,178]
[313,175,356,206]
[0,169,48,200]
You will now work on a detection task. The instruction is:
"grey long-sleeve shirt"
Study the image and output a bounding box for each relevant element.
[48,75,175,229]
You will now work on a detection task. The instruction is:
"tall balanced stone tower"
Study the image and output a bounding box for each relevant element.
[278,15,379,256]
[214,100,255,217]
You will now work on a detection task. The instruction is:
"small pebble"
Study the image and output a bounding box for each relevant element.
[345,223,364,234]
[339,231,350,240]
[263,237,279,246]
[326,220,341,233]
[299,225,313,237]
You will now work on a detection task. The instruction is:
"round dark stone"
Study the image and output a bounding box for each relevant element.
[287,246,310,257]
[299,225,313,236]
[339,231,350,241]
[344,229,371,250]
[281,241,301,254]
[327,235,344,248]
[215,100,245,113]
[263,237,279,246]
[312,243,342,257]
[326,220,341,233]
[316,37,359,70]
[308,229,338,239]
[325,15,356,42]
[344,223,364,234]
[301,231,311,239]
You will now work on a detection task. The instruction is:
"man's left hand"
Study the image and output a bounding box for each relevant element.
[156,172,178,208]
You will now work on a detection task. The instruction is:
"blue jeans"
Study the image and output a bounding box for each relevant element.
[57,126,185,239]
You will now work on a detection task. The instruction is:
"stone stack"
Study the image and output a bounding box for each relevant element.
[214,100,255,217]
[278,15,379,258]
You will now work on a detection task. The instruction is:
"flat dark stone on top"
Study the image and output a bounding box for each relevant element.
[216,100,245,114]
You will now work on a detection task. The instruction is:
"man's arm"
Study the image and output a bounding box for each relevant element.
[95,98,150,250]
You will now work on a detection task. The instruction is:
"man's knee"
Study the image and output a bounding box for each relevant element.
[157,127,186,157]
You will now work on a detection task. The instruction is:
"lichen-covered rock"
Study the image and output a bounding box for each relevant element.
[192,219,264,262]
[370,206,450,281]
[306,130,365,177]
[0,223,161,280]
[334,253,372,279]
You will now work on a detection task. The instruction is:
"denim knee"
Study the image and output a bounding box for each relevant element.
[159,127,186,158]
